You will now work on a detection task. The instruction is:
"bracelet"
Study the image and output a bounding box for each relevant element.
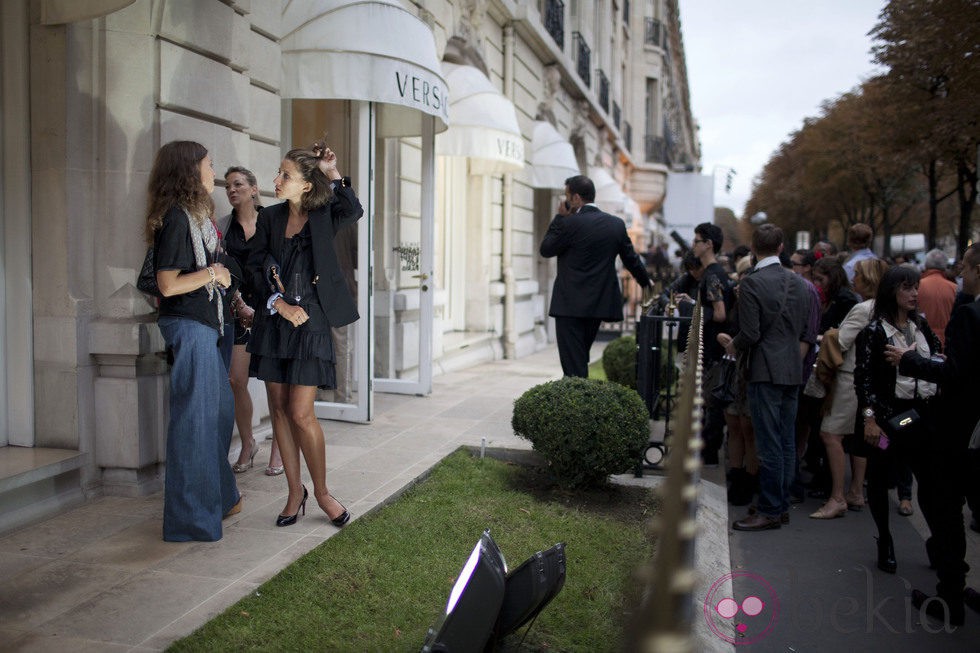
[206,266,216,287]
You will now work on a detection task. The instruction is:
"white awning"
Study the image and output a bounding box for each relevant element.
[281,0,449,135]
[41,0,135,24]
[527,121,579,189]
[589,166,630,219]
[436,63,524,175]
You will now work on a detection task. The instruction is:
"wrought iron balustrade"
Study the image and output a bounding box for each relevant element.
[644,17,662,47]
[572,32,591,87]
[597,69,610,112]
[542,0,564,49]
[645,135,669,164]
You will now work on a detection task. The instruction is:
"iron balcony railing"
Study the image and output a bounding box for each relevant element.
[645,135,669,164]
[573,31,591,87]
[645,17,662,47]
[597,69,610,112]
[613,101,621,129]
[542,0,564,49]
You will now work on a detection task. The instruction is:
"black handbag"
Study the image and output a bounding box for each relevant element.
[137,246,161,297]
[710,357,737,405]
[886,408,921,434]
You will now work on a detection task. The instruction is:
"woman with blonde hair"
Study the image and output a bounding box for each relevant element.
[145,140,241,541]
[247,139,362,527]
[217,166,284,476]
[810,258,889,519]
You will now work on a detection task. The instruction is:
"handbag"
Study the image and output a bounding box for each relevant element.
[136,246,161,297]
[885,408,921,434]
[710,357,737,405]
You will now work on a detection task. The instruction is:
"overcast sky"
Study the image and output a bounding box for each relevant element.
[678,1,887,218]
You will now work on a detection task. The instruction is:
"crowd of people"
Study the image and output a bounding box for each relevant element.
[143,137,358,543]
[676,221,980,626]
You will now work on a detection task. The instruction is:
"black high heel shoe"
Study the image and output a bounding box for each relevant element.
[276,486,308,527]
[318,493,350,527]
[876,535,897,574]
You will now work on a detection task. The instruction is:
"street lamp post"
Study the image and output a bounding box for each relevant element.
[712,165,736,194]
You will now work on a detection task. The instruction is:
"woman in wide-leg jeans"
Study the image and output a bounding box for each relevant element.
[146,140,240,541]
[158,317,238,540]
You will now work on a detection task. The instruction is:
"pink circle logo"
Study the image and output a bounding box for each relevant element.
[703,571,779,645]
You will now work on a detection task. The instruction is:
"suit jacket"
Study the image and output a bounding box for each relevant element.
[898,298,980,451]
[539,205,650,321]
[247,183,364,328]
[731,262,812,385]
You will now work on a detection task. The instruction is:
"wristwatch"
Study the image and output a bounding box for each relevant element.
[862,407,875,419]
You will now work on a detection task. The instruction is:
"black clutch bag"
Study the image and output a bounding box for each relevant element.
[885,408,921,434]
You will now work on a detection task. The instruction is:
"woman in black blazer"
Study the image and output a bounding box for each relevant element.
[247,139,363,528]
[855,265,939,574]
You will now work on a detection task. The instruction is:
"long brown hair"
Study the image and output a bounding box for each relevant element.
[284,136,335,212]
[144,141,214,245]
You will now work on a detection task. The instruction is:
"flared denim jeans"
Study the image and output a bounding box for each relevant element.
[158,316,239,541]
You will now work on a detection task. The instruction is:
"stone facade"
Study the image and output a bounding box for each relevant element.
[0,0,698,530]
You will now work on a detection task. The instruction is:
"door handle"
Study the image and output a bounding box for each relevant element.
[412,272,429,292]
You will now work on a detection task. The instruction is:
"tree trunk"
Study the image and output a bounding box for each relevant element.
[926,159,938,250]
[956,160,978,256]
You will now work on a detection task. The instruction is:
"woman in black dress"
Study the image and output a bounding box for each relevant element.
[218,167,284,476]
[247,140,362,527]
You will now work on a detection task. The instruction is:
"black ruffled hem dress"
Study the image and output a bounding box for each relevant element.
[248,222,336,388]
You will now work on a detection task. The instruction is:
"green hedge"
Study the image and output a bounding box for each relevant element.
[602,335,638,389]
[512,377,649,489]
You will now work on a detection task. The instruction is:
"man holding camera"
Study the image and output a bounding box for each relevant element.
[540,175,652,377]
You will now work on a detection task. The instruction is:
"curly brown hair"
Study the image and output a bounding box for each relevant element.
[284,136,336,212]
[144,141,214,245]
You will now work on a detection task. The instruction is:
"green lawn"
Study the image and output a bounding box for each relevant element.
[588,359,607,380]
[168,449,659,652]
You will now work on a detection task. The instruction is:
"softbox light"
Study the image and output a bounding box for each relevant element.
[493,542,567,638]
[420,530,507,652]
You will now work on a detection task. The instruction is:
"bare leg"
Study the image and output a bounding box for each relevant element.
[285,384,345,521]
[266,382,304,516]
[820,431,847,504]
[268,436,283,471]
[230,345,255,466]
[848,455,867,503]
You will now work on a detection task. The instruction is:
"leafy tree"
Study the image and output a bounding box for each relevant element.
[871,0,979,253]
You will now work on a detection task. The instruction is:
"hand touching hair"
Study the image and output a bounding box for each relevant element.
[284,136,342,211]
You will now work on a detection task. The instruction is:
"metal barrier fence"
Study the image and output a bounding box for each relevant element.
[626,299,705,652]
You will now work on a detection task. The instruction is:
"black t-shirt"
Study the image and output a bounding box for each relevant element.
[699,261,735,364]
[221,213,255,306]
[155,206,220,331]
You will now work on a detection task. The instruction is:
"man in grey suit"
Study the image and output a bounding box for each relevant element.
[722,224,814,530]
[540,175,652,377]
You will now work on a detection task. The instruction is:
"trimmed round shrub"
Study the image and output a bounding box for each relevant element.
[602,335,637,389]
[511,377,649,489]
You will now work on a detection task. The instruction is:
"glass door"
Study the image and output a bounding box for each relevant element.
[291,99,372,422]
[372,115,435,396]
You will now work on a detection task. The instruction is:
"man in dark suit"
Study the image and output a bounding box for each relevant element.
[540,175,651,377]
[724,224,813,531]
[885,242,980,626]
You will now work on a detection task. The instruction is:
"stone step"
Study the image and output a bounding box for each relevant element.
[0,446,88,535]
